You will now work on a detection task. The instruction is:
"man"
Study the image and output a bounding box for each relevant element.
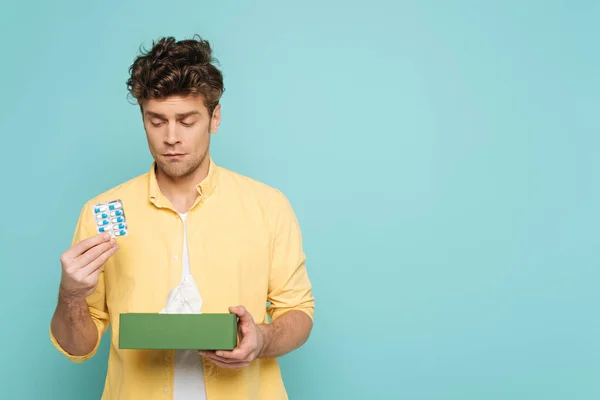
[49,35,315,400]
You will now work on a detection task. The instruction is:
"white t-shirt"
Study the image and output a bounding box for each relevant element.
[173,213,207,399]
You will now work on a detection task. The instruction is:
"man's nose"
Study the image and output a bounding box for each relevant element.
[164,123,180,145]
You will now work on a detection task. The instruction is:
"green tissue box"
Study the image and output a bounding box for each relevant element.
[119,313,238,350]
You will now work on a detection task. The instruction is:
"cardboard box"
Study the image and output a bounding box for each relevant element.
[119,313,238,350]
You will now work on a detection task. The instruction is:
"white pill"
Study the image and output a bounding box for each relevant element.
[108,202,122,211]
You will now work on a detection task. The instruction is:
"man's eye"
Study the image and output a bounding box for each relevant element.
[150,120,164,127]
[181,120,195,127]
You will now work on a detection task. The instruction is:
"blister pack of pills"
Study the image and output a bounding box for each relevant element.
[92,200,128,237]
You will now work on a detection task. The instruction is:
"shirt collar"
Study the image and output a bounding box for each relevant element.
[148,157,219,208]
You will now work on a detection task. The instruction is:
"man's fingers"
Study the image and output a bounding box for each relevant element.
[80,243,119,276]
[214,348,249,360]
[197,307,258,370]
[206,327,255,361]
[198,351,251,365]
[76,239,117,270]
[202,356,249,369]
[229,305,253,323]
[214,332,254,360]
[63,233,111,262]
[87,261,106,282]
[198,351,229,364]
[69,233,112,258]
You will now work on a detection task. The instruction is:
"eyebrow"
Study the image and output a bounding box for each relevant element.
[145,111,201,119]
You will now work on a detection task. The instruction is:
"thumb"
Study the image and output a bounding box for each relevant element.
[229,305,251,321]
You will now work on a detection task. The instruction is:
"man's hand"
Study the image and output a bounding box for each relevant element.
[198,305,265,369]
[59,233,119,300]
[51,232,118,357]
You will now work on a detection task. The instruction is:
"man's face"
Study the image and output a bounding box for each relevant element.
[141,94,220,180]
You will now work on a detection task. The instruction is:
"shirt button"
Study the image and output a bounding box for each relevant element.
[173,255,178,260]
[164,387,169,393]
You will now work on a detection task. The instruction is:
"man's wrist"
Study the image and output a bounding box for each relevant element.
[256,323,271,359]
[58,284,86,305]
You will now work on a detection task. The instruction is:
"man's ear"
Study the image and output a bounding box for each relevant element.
[210,104,221,134]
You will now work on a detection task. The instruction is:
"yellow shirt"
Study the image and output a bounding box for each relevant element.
[49,158,315,400]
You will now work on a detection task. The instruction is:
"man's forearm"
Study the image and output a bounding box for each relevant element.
[257,310,313,359]
[50,291,98,357]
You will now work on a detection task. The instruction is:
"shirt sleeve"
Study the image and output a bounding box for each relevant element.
[266,190,315,322]
[49,201,111,362]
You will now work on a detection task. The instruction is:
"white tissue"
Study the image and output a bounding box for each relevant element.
[160,274,203,314]
[161,274,207,396]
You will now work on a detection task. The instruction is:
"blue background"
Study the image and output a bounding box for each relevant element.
[1,0,598,399]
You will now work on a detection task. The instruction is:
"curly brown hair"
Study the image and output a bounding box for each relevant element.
[126,35,225,115]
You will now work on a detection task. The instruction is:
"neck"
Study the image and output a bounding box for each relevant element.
[156,157,210,213]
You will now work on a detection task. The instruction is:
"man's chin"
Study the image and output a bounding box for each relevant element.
[157,162,196,179]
